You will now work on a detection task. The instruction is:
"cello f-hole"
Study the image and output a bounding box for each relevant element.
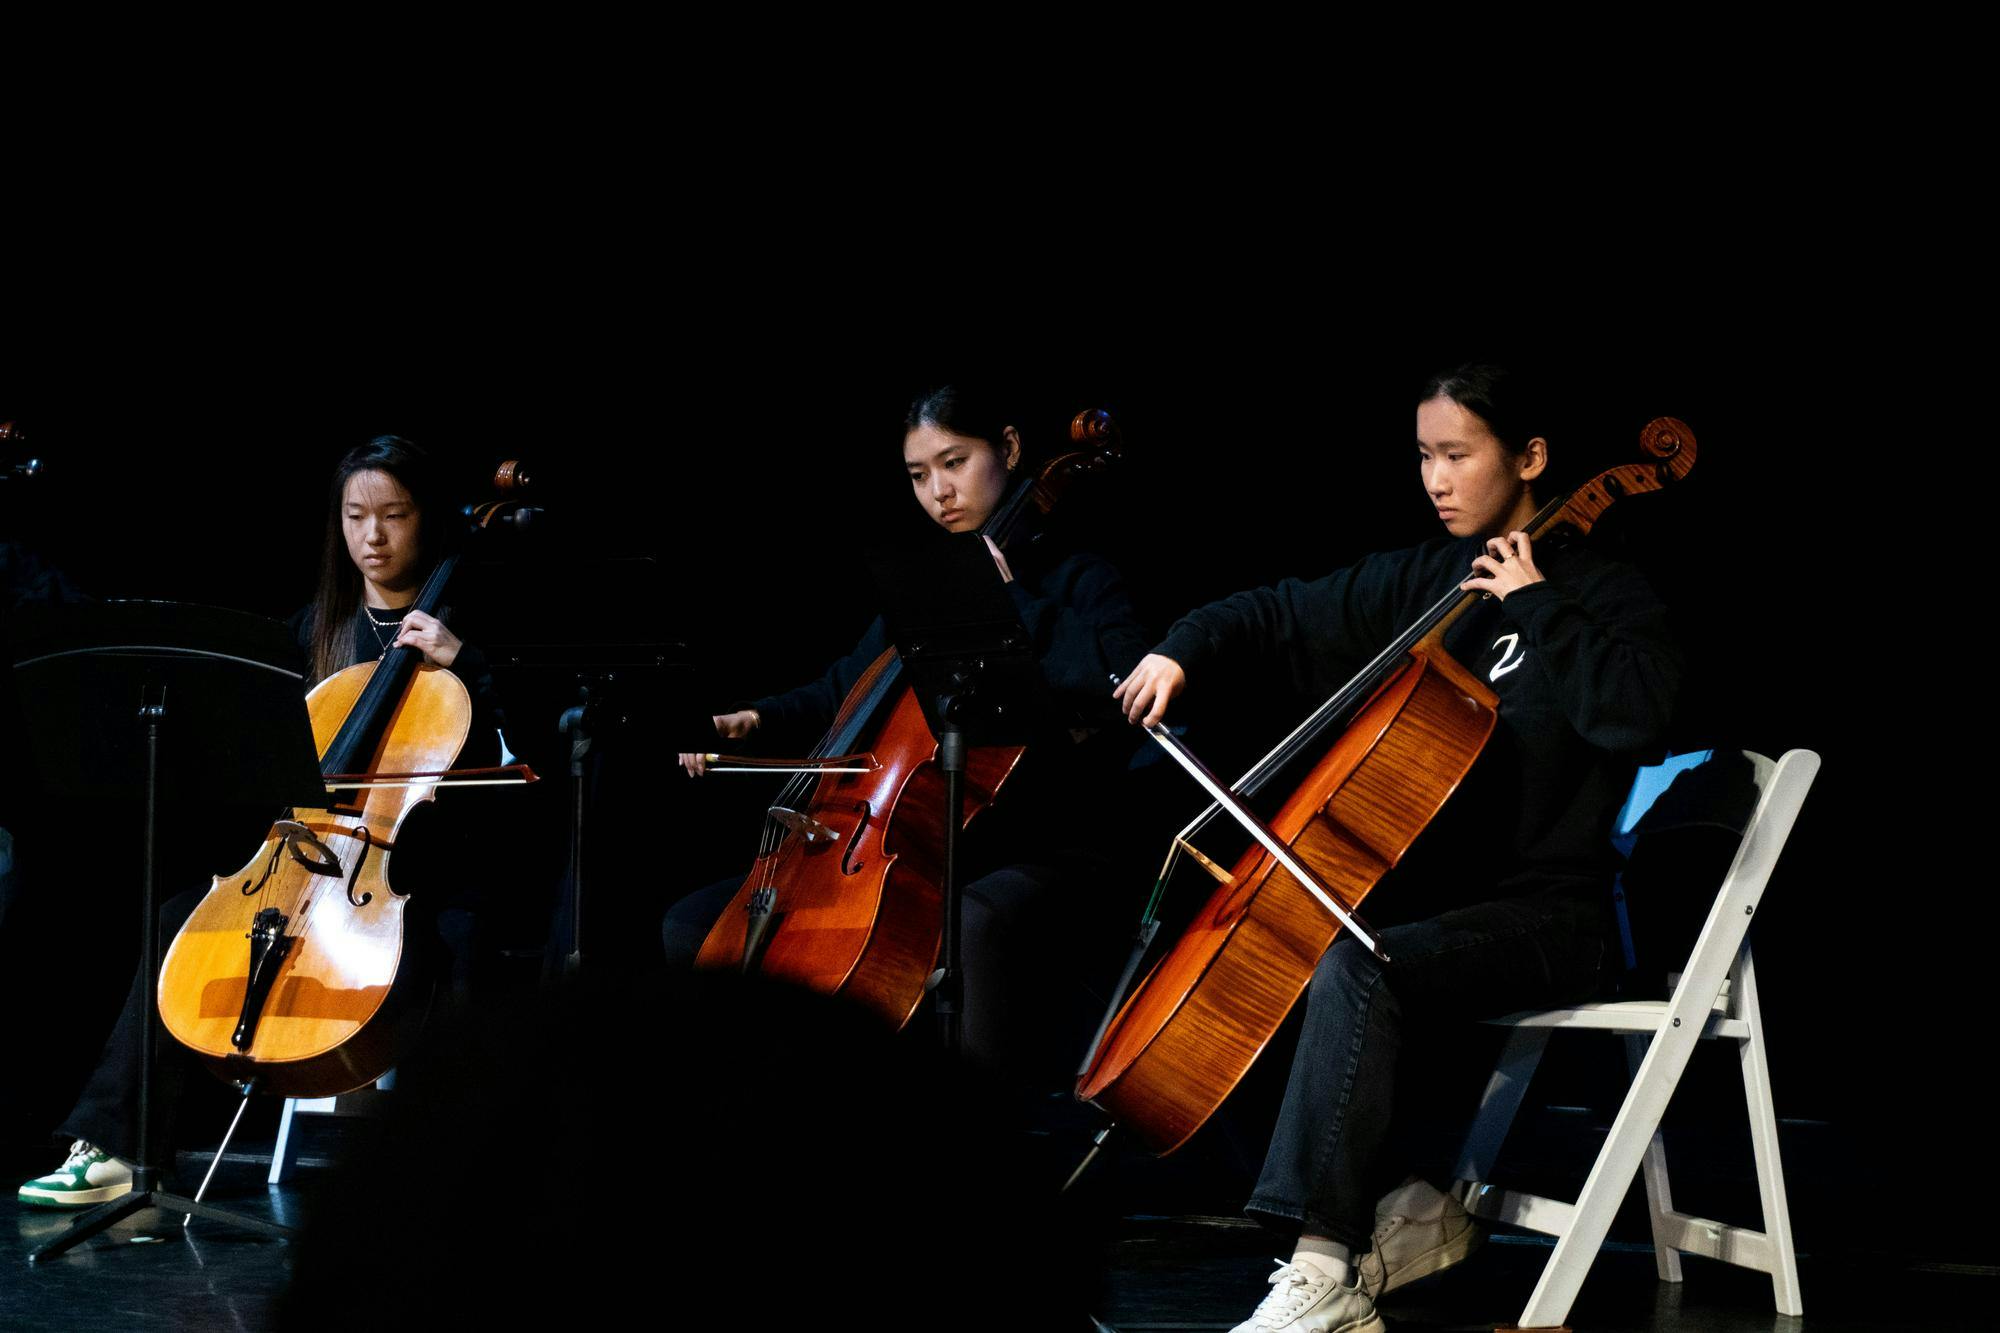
[344,827,374,906]
[841,802,873,875]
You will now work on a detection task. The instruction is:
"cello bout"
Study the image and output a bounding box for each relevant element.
[157,660,469,1098]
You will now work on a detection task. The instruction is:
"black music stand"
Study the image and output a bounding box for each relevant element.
[869,537,1050,1058]
[10,600,326,1260]
[493,641,706,978]
[474,556,709,979]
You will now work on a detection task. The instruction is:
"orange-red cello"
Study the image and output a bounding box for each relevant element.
[694,410,1123,1026]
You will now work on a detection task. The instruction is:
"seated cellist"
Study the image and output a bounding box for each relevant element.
[1113,364,1681,1333]
[669,384,1160,1080]
[17,436,512,1209]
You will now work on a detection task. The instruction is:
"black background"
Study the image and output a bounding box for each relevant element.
[0,256,1965,1260]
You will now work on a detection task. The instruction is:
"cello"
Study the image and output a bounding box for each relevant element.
[1076,417,1696,1154]
[157,465,536,1100]
[692,409,1123,1027]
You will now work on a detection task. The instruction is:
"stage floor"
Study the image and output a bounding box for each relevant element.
[4,1150,1991,1331]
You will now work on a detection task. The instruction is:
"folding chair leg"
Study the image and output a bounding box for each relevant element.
[269,1098,300,1185]
[1453,1025,1552,1191]
[1624,1034,1683,1284]
[1516,1004,1708,1329]
[1734,948,1803,1317]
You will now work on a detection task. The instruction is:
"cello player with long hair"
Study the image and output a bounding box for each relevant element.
[1114,365,1681,1333]
[17,435,513,1209]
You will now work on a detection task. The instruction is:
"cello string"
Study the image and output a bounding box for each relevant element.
[1237,580,1464,794]
[757,812,782,882]
[1167,583,1457,851]
[283,839,321,950]
[1156,567,1476,861]
[291,819,362,944]
[255,822,282,918]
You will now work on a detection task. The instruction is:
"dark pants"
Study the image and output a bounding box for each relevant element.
[663,857,1116,1079]
[1245,892,1607,1250]
[660,875,739,971]
[62,888,203,1161]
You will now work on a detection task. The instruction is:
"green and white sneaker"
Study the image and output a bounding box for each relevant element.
[17,1140,134,1209]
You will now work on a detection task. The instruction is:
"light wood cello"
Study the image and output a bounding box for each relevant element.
[1076,418,1696,1154]
[157,469,536,1099]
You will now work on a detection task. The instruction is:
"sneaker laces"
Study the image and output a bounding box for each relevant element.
[60,1140,105,1169]
[1370,1212,1405,1244]
[1247,1259,1332,1328]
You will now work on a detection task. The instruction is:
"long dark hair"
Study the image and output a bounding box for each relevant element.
[307,436,445,684]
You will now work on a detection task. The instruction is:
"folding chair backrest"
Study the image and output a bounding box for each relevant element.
[1613,749,1777,983]
[1656,750,1819,1022]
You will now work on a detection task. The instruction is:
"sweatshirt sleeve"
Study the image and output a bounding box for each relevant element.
[748,616,894,750]
[1154,544,1446,704]
[1006,551,1153,716]
[1496,559,1681,755]
[446,637,510,754]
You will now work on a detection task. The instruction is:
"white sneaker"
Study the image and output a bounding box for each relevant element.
[1229,1257,1385,1333]
[17,1140,135,1209]
[1356,1177,1483,1299]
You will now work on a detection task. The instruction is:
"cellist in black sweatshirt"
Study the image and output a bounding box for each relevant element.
[668,385,1157,1080]
[1114,365,1681,1333]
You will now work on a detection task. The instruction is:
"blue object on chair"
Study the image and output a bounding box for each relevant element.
[1609,750,1713,969]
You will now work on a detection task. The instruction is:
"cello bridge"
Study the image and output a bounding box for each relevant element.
[1176,837,1236,886]
[767,806,839,845]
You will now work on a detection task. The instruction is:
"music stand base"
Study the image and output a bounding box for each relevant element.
[29,1188,296,1262]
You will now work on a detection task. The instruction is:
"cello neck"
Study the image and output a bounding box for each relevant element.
[981,408,1123,554]
[319,554,459,781]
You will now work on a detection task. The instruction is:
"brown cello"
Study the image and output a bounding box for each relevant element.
[157,471,535,1099]
[693,409,1123,1026]
[1076,417,1696,1154]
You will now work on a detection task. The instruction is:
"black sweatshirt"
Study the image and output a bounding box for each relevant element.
[1155,535,1681,913]
[749,547,1153,749]
[745,545,1156,865]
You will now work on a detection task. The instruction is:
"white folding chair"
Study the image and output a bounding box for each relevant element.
[1450,748,1819,1331]
[269,1072,396,1184]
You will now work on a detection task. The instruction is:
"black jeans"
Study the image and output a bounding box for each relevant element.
[1245,891,1607,1250]
[63,889,204,1161]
